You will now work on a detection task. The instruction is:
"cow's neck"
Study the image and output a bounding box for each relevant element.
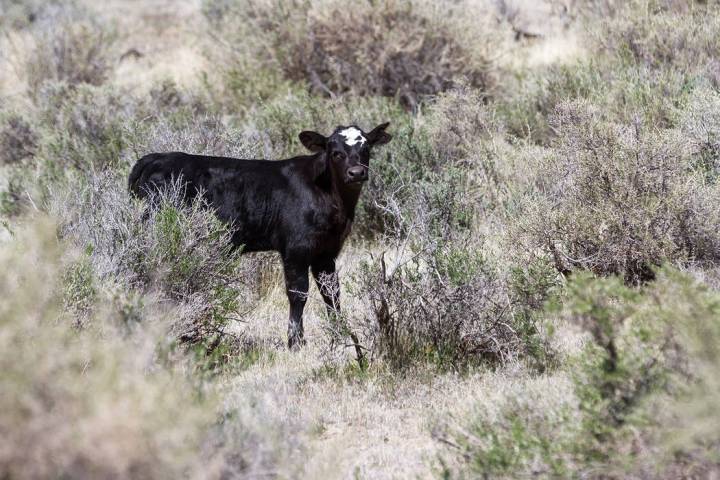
[337,184,362,221]
[330,170,362,222]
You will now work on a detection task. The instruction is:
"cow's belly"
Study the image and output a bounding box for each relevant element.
[201,176,282,253]
[230,229,275,253]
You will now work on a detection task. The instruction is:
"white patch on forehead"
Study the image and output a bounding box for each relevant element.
[339,127,366,147]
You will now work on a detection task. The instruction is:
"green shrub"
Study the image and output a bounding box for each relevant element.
[446,268,720,478]
[598,1,720,76]
[440,374,581,479]
[663,272,720,465]
[497,58,693,145]
[565,273,674,440]
[416,86,535,220]
[496,62,603,144]
[508,255,563,371]
[563,269,720,476]
[34,83,129,173]
[49,171,253,358]
[130,189,245,350]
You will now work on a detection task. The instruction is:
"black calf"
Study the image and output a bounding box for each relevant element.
[128,123,392,354]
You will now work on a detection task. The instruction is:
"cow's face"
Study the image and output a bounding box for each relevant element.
[299,123,392,185]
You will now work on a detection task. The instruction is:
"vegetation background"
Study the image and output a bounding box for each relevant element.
[1,0,720,478]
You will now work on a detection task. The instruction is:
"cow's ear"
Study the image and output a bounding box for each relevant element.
[299,131,327,152]
[366,122,392,146]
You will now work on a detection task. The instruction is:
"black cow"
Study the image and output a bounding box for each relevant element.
[128,123,392,355]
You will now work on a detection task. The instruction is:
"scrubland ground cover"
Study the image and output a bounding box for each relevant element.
[1,0,720,478]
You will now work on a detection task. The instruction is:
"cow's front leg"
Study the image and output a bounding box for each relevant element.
[283,258,309,349]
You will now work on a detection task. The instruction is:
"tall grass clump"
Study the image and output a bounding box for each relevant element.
[204,0,499,110]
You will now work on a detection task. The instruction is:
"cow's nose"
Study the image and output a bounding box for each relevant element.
[347,166,367,181]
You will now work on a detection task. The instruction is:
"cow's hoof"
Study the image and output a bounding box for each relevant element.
[288,336,306,350]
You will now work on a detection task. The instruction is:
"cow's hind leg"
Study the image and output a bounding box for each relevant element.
[311,259,365,365]
[282,258,309,349]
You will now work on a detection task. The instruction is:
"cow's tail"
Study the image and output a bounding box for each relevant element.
[128,154,158,197]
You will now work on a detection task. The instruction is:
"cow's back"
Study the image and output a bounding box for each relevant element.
[129,152,292,251]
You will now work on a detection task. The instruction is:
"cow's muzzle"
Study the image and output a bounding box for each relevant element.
[346,166,368,183]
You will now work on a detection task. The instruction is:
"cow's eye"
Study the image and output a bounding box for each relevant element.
[332,151,346,161]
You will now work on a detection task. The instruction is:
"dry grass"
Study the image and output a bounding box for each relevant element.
[210,303,550,479]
